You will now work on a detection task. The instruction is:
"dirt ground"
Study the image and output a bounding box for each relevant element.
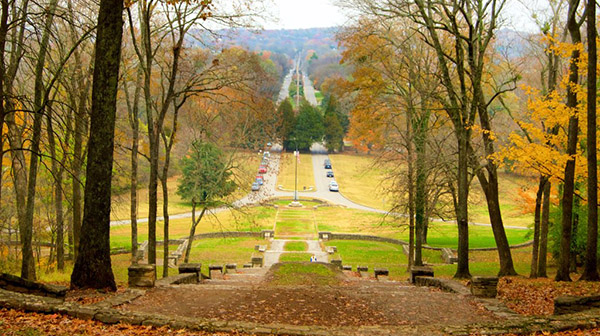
[119,280,496,327]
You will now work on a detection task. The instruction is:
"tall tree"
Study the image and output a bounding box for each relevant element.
[556,0,583,282]
[291,101,324,150]
[71,0,124,290]
[580,0,598,281]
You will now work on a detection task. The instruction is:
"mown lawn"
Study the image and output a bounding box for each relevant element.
[277,152,316,191]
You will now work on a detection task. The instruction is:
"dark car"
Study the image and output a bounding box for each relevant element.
[326,170,334,178]
[324,159,332,169]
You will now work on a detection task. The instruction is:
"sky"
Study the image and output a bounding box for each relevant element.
[266,0,545,32]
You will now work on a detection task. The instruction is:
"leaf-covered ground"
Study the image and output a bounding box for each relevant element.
[497,276,600,315]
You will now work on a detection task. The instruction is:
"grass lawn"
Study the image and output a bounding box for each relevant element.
[434,247,533,278]
[110,206,276,250]
[279,253,311,262]
[327,154,394,210]
[272,198,321,207]
[277,152,316,191]
[110,151,260,221]
[267,263,340,286]
[329,153,535,228]
[284,241,308,251]
[325,240,408,280]
[315,90,324,105]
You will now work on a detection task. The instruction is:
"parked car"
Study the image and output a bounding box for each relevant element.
[264,151,270,158]
[258,165,267,174]
[267,142,272,147]
[324,159,332,169]
[326,170,334,178]
[251,182,260,191]
[329,180,339,192]
[256,175,264,185]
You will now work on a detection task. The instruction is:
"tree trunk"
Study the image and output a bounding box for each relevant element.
[556,0,581,282]
[455,127,471,279]
[46,104,66,270]
[538,180,551,277]
[0,0,9,205]
[161,175,170,277]
[581,0,599,281]
[71,0,124,290]
[184,205,206,264]
[414,116,427,267]
[530,176,546,278]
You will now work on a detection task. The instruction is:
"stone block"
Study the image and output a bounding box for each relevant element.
[251,256,263,267]
[261,230,274,239]
[225,264,237,273]
[208,265,223,273]
[258,245,267,252]
[318,231,331,240]
[357,265,369,272]
[409,266,433,284]
[331,259,342,269]
[342,265,352,271]
[374,268,389,279]
[127,264,156,288]
[156,273,197,286]
[554,295,600,315]
[441,248,458,264]
[243,263,252,268]
[470,276,499,298]
[178,263,202,282]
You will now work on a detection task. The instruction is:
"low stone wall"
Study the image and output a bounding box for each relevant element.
[155,274,197,287]
[0,273,67,299]
[554,295,600,315]
[414,276,470,295]
[192,231,262,240]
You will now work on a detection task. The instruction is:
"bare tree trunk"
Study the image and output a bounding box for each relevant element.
[455,128,471,279]
[530,176,546,278]
[556,0,582,282]
[538,180,551,277]
[71,0,124,290]
[0,0,9,205]
[184,205,206,264]
[581,0,599,281]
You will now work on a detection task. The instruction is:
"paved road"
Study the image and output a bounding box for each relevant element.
[277,69,294,103]
[302,74,318,106]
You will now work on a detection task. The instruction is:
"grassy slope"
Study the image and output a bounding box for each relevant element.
[328,153,534,228]
[277,152,316,191]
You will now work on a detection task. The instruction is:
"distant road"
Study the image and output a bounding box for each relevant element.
[277,69,293,103]
[302,74,318,106]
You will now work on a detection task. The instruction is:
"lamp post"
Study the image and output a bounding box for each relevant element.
[294,144,298,202]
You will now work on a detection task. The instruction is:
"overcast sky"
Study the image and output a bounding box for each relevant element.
[266,0,545,32]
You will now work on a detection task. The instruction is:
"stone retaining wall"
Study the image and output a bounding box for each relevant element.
[414,276,470,295]
[321,232,533,252]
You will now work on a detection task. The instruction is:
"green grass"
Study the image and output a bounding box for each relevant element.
[275,219,315,236]
[273,199,321,207]
[279,253,311,262]
[187,237,265,274]
[325,240,408,280]
[267,262,340,286]
[315,90,324,105]
[284,241,308,251]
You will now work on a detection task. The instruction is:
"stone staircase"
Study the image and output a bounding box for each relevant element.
[204,267,268,286]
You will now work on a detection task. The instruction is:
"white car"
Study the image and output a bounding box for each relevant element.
[251,182,260,191]
[329,181,339,192]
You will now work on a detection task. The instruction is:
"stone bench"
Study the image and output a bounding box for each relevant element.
[470,276,499,298]
[409,266,434,284]
[225,264,237,273]
[374,268,389,280]
[208,265,223,272]
[342,265,352,271]
[258,245,267,253]
[261,230,274,239]
[178,263,202,282]
[554,295,600,315]
[243,263,252,268]
[251,256,263,267]
[326,246,337,254]
[441,248,458,264]
[357,266,368,272]
[128,264,156,288]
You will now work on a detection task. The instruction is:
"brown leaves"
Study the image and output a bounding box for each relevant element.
[498,276,600,316]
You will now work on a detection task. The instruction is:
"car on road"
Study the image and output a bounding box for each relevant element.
[324,159,332,169]
[326,170,334,178]
[329,180,339,192]
[251,182,260,191]
[258,165,267,174]
[256,175,264,185]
